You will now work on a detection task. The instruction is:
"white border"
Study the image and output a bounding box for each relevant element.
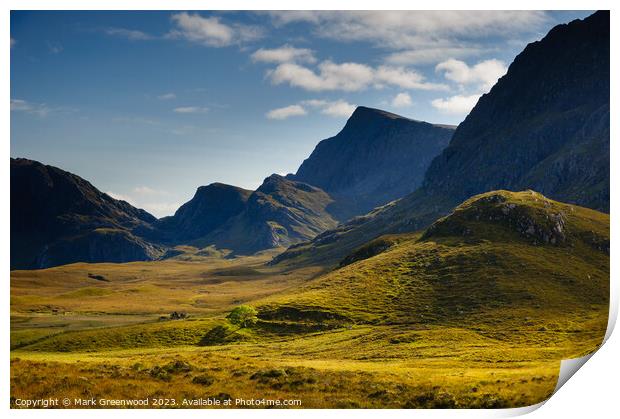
[3,1,617,418]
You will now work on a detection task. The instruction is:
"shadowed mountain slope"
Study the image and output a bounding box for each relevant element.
[291,106,455,220]
[153,183,252,243]
[10,158,163,269]
[200,174,338,254]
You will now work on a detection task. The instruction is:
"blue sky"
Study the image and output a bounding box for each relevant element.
[10,10,592,217]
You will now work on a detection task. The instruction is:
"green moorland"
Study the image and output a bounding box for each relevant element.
[10,190,609,408]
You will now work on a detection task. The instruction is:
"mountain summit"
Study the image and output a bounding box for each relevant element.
[291,106,455,220]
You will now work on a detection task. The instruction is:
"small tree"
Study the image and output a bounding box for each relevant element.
[227,305,258,329]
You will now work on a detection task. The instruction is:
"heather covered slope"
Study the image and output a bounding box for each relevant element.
[291,106,455,220]
[10,158,163,269]
[260,191,609,334]
[274,11,610,267]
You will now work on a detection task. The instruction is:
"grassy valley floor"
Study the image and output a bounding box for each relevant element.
[10,191,610,408]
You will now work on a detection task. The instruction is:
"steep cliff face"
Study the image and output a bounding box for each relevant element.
[10,158,162,269]
[292,106,455,220]
[422,10,609,212]
[274,11,610,266]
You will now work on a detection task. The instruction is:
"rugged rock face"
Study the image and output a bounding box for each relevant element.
[202,174,338,254]
[10,158,162,269]
[423,191,570,247]
[154,183,252,243]
[423,10,609,212]
[274,11,610,266]
[291,106,455,220]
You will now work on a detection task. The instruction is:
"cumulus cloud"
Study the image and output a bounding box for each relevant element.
[268,61,374,92]
[251,45,316,64]
[168,12,262,47]
[267,61,445,92]
[375,66,448,91]
[266,104,307,120]
[431,94,481,115]
[173,106,209,114]
[318,100,356,117]
[436,58,507,91]
[267,99,356,120]
[391,92,412,108]
[105,27,153,41]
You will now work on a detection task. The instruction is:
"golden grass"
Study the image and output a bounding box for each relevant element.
[10,190,609,408]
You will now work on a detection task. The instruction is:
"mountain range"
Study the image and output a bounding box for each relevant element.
[10,107,454,268]
[10,11,609,270]
[274,10,610,266]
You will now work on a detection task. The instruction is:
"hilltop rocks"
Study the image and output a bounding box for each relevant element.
[423,191,572,246]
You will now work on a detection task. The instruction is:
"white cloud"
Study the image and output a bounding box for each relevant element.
[269,61,374,92]
[385,47,485,65]
[173,106,209,114]
[375,66,448,91]
[251,45,316,64]
[431,94,481,115]
[319,100,356,118]
[157,92,176,100]
[436,58,507,91]
[105,27,153,41]
[391,92,412,108]
[264,11,548,54]
[11,37,16,48]
[168,12,262,47]
[266,99,357,120]
[268,61,445,92]
[266,104,307,120]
